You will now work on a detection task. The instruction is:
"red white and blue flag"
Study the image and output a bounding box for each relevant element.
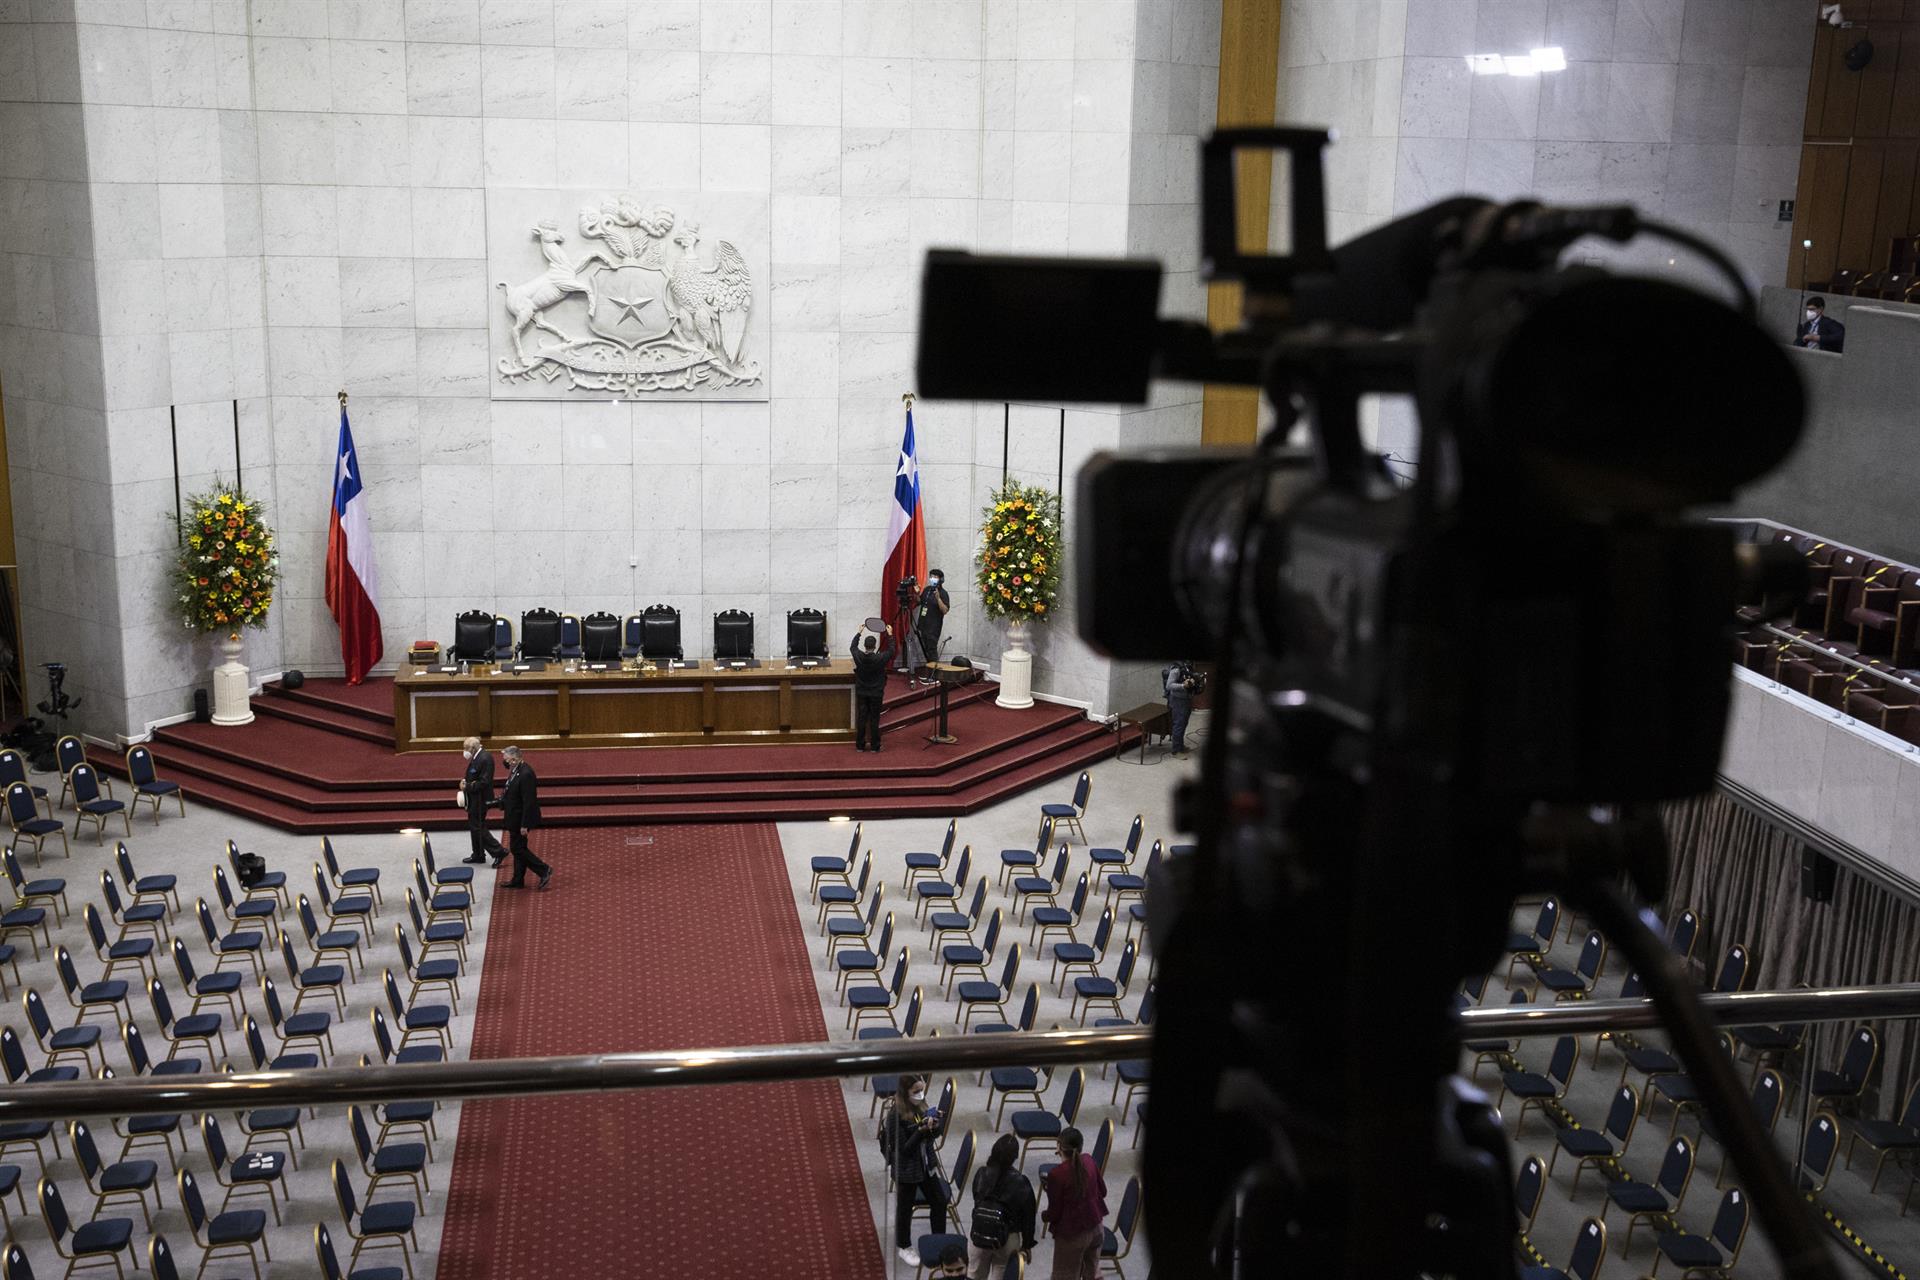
[881,405,928,621]
[324,407,382,685]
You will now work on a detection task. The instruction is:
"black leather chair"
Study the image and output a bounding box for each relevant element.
[714,610,754,661]
[452,610,495,662]
[520,608,562,660]
[787,608,827,660]
[582,612,622,662]
[640,604,683,662]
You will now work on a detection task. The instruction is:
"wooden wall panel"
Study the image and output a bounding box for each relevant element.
[1840,144,1888,264]
[1873,144,1919,247]
[1819,29,1867,136]
[1796,146,1854,285]
[1857,28,1903,133]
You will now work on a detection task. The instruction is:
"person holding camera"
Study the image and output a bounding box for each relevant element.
[882,1073,949,1265]
[850,624,895,752]
[967,1134,1036,1278]
[458,736,508,865]
[914,570,950,683]
[1164,660,1199,757]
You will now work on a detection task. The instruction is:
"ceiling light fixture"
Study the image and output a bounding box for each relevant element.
[1464,47,1568,77]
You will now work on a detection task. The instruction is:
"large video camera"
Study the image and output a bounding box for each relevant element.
[918,129,1828,1277]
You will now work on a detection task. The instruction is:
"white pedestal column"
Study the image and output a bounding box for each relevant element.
[996,620,1035,709]
[211,632,255,726]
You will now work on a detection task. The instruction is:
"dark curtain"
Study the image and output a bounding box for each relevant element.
[1662,791,1920,1120]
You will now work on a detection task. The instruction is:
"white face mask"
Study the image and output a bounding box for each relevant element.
[1806,309,1820,322]
[911,1090,927,1104]
[463,747,474,760]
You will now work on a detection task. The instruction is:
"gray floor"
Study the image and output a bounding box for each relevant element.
[775,723,1199,1280]
[2,761,498,1279]
[1488,912,1920,1279]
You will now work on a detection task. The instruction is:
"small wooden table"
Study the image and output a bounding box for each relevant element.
[1115,702,1172,762]
[392,660,855,752]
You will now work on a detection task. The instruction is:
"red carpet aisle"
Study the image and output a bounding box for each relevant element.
[434,824,884,1280]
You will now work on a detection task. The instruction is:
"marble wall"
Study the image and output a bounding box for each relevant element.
[0,0,1217,737]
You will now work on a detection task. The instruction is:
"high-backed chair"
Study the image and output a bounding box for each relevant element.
[450,611,494,663]
[714,610,754,661]
[582,612,622,662]
[518,608,562,660]
[787,608,827,661]
[557,615,583,659]
[491,616,513,659]
[640,604,682,662]
[620,614,644,659]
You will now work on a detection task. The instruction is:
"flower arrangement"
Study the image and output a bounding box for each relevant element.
[172,484,279,636]
[975,480,1063,623]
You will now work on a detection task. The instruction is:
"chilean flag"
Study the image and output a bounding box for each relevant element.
[881,406,928,622]
[324,407,383,685]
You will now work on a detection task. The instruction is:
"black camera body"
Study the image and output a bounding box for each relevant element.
[917,128,1813,1278]
[894,574,919,613]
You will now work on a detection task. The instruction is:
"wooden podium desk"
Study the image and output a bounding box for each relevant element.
[392,660,855,752]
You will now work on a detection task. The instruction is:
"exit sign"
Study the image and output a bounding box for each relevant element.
[1779,199,1796,222]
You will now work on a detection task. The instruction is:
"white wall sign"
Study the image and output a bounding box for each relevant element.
[485,189,770,401]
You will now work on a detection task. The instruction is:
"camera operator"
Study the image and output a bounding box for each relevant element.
[882,1074,948,1266]
[1161,659,1199,757]
[914,569,950,684]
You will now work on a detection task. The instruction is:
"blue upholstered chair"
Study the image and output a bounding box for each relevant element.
[6,781,68,864]
[66,764,128,844]
[124,745,186,823]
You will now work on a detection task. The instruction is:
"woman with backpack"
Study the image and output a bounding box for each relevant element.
[1040,1126,1108,1279]
[884,1074,950,1266]
[968,1134,1037,1277]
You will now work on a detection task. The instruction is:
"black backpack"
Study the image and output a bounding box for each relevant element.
[969,1170,1013,1250]
[877,1112,895,1168]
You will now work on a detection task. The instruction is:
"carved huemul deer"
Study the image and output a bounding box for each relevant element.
[496,222,597,362]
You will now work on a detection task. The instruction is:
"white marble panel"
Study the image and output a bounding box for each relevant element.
[1813,721,1905,861]
[1072,0,1134,59]
[264,255,340,327]
[1015,0,1074,58]
[1013,130,1075,202]
[841,127,910,195]
[1400,56,1471,140]
[701,529,772,591]
[632,401,704,463]
[82,105,157,182]
[702,52,772,124]
[1393,136,1468,212]
[411,258,483,328]
[1598,141,1667,207]
[337,187,414,257]
[422,529,495,594]
[411,186,485,257]
[251,36,332,112]
[771,54,841,126]
[770,330,840,398]
[844,0,914,57]
[701,401,772,463]
[1071,57,1131,133]
[770,530,839,594]
[773,0,843,56]
[554,0,625,48]
[153,106,222,182]
[330,38,406,116]
[629,122,702,188]
[1671,63,1743,143]
[343,327,417,395]
[910,128,979,198]
[416,328,488,394]
[418,397,491,464]
[1604,61,1675,143]
[838,264,910,330]
[842,56,911,128]
[1467,67,1538,140]
[482,118,557,185]
[833,462,894,533]
[560,460,634,530]
[555,120,630,188]
[407,42,483,116]
[981,59,1016,130]
[331,0,406,40]
[700,122,772,191]
[334,113,412,186]
[628,50,701,123]
[1532,139,1604,202]
[488,464,560,532]
[1611,0,1682,62]
[1745,0,1814,69]
[1662,142,1733,222]
[337,257,409,327]
[562,531,635,595]
[634,462,703,530]
[150,29,218,109]
[1678,0,1746,67]
[409,116,484,186]
[167,329,233,401]
[1404,0,1477,57]
[478,45,556,119]
[1738,65,1805,146]
[912,57,982,130]
[489,399,562,465]
[772,125,842,193]
[479,0,552,46]
[1729,143,1799,226]
[1068,202,1127,254]
[771,397,837,462]
[555,47,626,120]
[836,331,910,400]
[769,461,837,528]
[1463,138,1535,199]
[1475,0,1545,50]
[1548,0,1617,62]
[702,0,771,53]
[157,183,224,259]
[1014,58,1073,131]
[700,459,771,529]
[561,400,634,464]
[1536,62,1609,142]
[772,262,842,328]
[771,193,841,262]
[160,257,224,332]
[1169,60,1216,136]
[979,127,1013,198]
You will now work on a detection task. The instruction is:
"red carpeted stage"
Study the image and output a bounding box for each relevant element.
[104,671,1135,833]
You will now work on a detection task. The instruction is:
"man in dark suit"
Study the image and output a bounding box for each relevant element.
[1797,296,1846,352]
[498,745,552,890]
[851,624,895,752]
[459,736,508,865]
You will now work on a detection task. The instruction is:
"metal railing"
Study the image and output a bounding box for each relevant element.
[4,983,1918,1124]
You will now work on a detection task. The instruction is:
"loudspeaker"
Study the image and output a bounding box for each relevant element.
[1800,846,1838,903]
[193,689,210,723]
[282,669,305,689]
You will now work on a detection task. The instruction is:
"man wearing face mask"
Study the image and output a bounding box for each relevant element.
[457,736,507,866]
[1797,296,1846,353]
[914,569,951,685]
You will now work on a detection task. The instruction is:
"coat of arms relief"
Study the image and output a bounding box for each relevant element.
[486,191,768,399]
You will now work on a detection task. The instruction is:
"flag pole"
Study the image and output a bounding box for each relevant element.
[338,390,348,406]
